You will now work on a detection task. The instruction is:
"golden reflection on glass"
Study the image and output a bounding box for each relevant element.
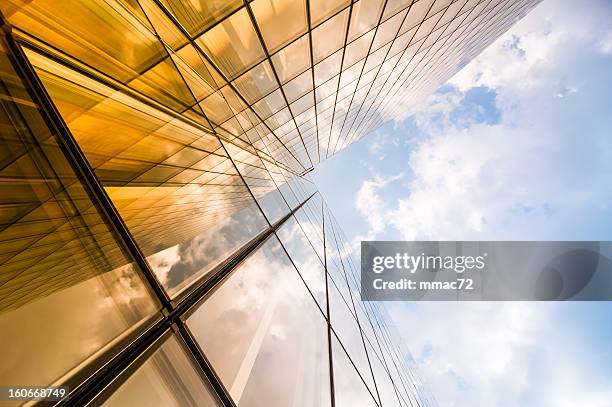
[0,35,157,388]
[137,0,188,50]
[25,48,270,297]
[1,0,166,82]
[309,0,351,26]
[0,0,545,403]
[127,57,197,112]
[173,44,219,101]
[158,0,243,37]
[251,0,308,54]
[187,237,331,407]
[312,9,350,64]
[195,8,265,80]
[271,35,311,84]
[232,61,278,104]
[2,0,537,169]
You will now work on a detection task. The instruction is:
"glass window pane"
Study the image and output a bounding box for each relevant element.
[271,35,311,84]
[314,49,343,87]
[195,8,265,79]
[283,70,313,103]
[251,0,308,54]
[2,0,167,82]
[101,335,220,406]
[332,335,378,407]
[222,141,291,224]
[363,42,392,73]
[26,48,270,298]
[382,0,413,21]
[312,9,350,64]
[174,44,221,98]
[127,57,197,112]
[413,12,441,42]
[266,106,293,130]
[270,172,302,210]
[427,0,453,18]
[187,237,330,407]
[233,60,279,104]
[137,0,188,49]
[348,0,385,42]
[0,36,157,388]
[253,89,286,119]
[316,74,340,100]
[276,216,326,309]
[290,92,315,117]
[437,0,466,27]
[372,7,407,50]
[343,30,376,69]
[399,0,433,35]
[328,276,377,394]
[339,59,365,89]
[159,0,243,37]
[368,341,403,406]
[199,89,234,124]
[325,207,377,395]
[309,0,351,26]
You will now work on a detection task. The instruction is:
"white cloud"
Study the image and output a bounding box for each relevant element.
[368,130,410,161]
[388,302,612,407]
[356,173,404,238]
[353,0,612,405]
[360,0,612,241]
[147,244,181,285]
[598,30,612,54]
[368,131,389,159]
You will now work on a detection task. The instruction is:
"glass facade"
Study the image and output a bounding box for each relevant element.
[0,0,539,405]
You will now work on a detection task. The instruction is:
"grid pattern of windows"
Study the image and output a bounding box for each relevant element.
[0,0,539,405]
[2,0,540,174]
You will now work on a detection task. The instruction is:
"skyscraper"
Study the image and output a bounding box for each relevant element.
[0,0,539,405]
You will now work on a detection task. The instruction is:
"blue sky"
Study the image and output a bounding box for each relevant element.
[313,0,612,405]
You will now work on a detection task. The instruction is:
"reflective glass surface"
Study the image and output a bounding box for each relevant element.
[1,0,541,172]
[26,48,271,297]
[0,0,542,404]
[276,215,327,309]
[187,236,331,407]
[0,34,158,388]
[332,335,378,407]
[101,335,220,406]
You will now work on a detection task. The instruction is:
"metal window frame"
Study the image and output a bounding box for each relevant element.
[1,14,324,406]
